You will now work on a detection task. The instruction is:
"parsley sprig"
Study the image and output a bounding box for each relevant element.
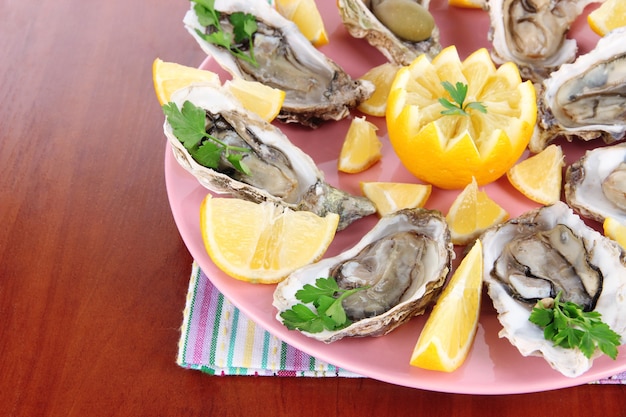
[529,291,621,360]
[439,81,487,116]
[191,0,258,67]
[162,100,251,175]
[280,277,370,333]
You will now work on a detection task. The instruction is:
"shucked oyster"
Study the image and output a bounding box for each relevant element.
[273,208,453,343]
[337,0,441,66]
[487,0,597,83]
[482,202,626,377]
[530,27,626,152]
[164,83,376,230]
[183,0,373,128]
[565,143,626,224]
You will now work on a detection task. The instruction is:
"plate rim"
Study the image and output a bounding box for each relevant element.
[163,0,626,393]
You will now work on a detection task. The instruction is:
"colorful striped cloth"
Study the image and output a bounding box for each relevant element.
[177,262,360,377]
[176,262,626,383]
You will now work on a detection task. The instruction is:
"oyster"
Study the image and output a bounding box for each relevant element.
[530,27,626,152]
[273,208,454,343]
[487,0,597,83]
[164,83,376,230]
[565,143,626,224]
[183,0,373,128]
[482,202,626,377]
[337,0,441,66]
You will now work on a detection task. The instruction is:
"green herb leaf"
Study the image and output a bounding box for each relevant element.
[589,322,621,359]
[162,100,250,175]
[192,0,216,12]
[190,0,259,67]
[316,295,347,327]
[443,81,467,105]
[231,12,257,44]
[295,277,340,303]
[529,304,553,327]
[200,29,233,51]
[280,304,325,333]
[438,97,466,116]
[439,81,487,116]
[466,101,488,113]
[280,277,370,333]
[193,141,223,168]
[193,0,219,28]
[529,291,621,360]
[225,153,251,176]
[579,331,596,359]
[162,101,208,150]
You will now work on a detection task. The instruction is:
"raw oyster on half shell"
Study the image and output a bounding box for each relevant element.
[337,0,441,66]
[163,83,376,230]
[487,0,597,83]
[184,0,374,128]
[565,143,626,224]
[273,208,454,343]
[530,27,626,152]
[482,202,626,377]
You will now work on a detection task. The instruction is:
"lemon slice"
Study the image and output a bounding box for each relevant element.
[275,0,329,46]
[224,78,286,122]
[152,58,220,105]
[588,0,626,36]
[410,240,483,372]
[200,195,339,284]
[153,58,285,122]
[448,0,486,8]
[386,46,537,189]
[357,62,402,117]
[338,117,383,173]
[507,144,564,205]
[603,217,626,249]
[361,182,432,217]
[446,178,509,245]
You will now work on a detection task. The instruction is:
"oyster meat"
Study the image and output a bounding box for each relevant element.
[273,208,454,343]
[164,83,376,230]
[482,202,626,377]
[183,0,374,128]
[530,27,626,152]
[487,0,597,83]
[565,143,626,224]
[337,0,441,66]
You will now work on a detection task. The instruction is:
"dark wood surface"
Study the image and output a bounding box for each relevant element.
[2,0,626,415]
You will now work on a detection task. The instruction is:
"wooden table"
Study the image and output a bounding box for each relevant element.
[2,0,626,415]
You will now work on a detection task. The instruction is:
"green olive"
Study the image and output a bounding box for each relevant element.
[372,0,435,42]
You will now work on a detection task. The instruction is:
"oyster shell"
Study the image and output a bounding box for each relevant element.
[183,0,374,128]
[530,27,626,152]
[565,143,626,224]
[273,208,454,343]
[482,202,626,377]
[164,83,376,230]
[337,0,441,66]
[487,0,597,83]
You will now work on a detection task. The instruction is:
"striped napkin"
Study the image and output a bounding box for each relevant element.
[177,262,360,377]
[176,262,626,383]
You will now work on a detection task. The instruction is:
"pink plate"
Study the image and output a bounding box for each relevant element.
[164,0,626,394]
